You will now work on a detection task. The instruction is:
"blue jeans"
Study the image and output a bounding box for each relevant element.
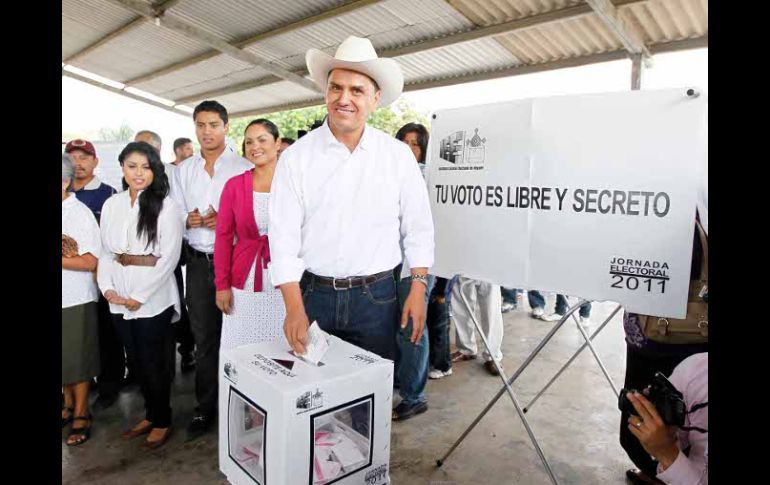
[394,275,434,406]
[528,290,591,318]
[426,280,450,372]
[300,270,399,361]
[301,270,400,437]
[500,287,521,305]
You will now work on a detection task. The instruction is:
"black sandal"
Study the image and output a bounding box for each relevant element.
[62,407,74,428]
[67,414,92,446]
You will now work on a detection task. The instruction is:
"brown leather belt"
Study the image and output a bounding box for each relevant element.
[117,253,159,267]
[307,268,394,290]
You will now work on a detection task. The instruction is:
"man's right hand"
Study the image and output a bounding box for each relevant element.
[187,208,203,229]
[284,308,310,355]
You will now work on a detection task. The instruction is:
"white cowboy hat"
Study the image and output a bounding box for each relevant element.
[306,36,404,107]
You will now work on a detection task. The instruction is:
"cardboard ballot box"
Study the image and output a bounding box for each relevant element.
[219,336,394,485]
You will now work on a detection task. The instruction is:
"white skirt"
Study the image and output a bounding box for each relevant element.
[220,260,286,351]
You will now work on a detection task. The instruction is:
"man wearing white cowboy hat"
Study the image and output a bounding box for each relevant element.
[269,36,434,372]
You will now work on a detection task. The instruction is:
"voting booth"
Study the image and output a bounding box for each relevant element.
[428,88,708,484]
[219,336,393,485]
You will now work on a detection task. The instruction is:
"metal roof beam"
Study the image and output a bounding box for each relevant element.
[586,0,652,61]
[106,0,320,93]
[62,68,190,117]
[444,0,524,64]
[230,35,707,119]
[631,53,642,90]
[173,75,290,105]
[124,0,380,87]
[63,0,183,65]
[174,0,648,104]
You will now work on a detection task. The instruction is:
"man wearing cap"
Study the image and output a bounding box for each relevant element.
[65,140,124,410]
[170,100,251,440]
[66,140,116,223]
[269,37,434,370]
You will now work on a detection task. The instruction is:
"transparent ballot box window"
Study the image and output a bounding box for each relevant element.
[310,395,374,485]
[228,388,267,484]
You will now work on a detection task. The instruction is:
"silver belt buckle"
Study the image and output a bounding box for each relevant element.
[332,277,352,291]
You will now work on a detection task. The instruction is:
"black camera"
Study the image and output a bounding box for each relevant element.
[618,372,686,427]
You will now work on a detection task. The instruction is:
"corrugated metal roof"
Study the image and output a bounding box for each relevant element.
[62,0,708,116]
[169,0,347,44]
[215,80,321,113]
[138,0,475,103]
[62,0,138,59]
[136,55,265,99]
[243,0,472,70]
[66,0,212,82]
[449,0,582,25]
[398,37,519,81]
[624,0,707,43]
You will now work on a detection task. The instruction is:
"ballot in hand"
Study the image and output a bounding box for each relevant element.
[293,321,330,366]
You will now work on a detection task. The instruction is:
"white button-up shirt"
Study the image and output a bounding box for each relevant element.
[97,191,184,321]
[170,148,251,253]
[62,195,101,309]
[268,122,434,286]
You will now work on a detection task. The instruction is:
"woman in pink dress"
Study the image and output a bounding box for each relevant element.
[215,119,286,351]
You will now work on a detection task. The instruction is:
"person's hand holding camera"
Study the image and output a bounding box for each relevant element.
[626,391,681,471]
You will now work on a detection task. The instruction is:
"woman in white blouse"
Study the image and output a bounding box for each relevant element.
[97,141,184,450]
[62,153,102,446]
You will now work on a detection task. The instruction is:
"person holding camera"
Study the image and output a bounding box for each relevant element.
[625,352,708,484]
[622,215,708,484]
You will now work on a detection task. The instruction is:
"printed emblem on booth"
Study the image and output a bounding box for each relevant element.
[296,388,325,414]
[439,128,486,166]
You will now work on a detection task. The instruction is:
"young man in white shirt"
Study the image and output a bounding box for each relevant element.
[170,100,251,440]
[269,36,434,377]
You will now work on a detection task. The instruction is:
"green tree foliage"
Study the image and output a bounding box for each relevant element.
[228,99,429,154]
[97,122,134,142]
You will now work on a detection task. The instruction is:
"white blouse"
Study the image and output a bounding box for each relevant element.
[62,195,101,309]
[97,191,184,321]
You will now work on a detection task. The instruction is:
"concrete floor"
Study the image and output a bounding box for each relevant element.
[63,296,635,485]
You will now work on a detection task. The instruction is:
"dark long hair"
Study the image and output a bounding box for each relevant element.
[118,141,169,249]
[395,122,429,163]
[241,118,280,156]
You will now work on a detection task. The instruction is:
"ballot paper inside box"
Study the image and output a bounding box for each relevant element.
[219,336,393,485]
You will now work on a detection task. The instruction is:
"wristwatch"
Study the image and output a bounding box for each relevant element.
[411,273,429,288]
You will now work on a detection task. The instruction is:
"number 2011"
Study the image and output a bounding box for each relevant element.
[611,275,666,293]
